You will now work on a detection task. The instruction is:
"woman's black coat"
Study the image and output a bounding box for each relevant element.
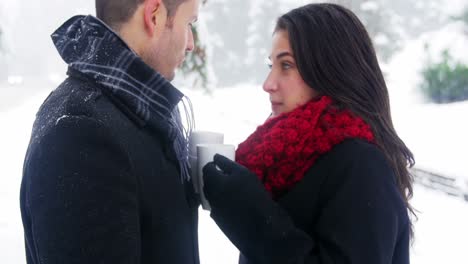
[206,139,410,264]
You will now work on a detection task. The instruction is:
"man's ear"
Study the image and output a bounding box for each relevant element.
[143,0,165,37]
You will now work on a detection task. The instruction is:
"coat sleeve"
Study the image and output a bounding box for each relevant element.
[22,115,141,263]
[209,142,409,264]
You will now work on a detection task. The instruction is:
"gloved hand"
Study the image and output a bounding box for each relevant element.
[202,154,314,264]
[202,154,269,207]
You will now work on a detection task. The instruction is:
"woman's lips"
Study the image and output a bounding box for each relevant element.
[271,101,282,112]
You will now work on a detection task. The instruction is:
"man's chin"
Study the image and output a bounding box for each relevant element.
[156,68,175,81]
[165,71,175,82]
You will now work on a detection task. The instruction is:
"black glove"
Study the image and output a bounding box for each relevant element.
[202,154,314,264]
[202,153,268,206]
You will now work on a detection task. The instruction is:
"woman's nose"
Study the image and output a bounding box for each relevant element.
[263,72,278,93]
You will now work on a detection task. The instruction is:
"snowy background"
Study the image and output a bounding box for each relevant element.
[1,0,468,263]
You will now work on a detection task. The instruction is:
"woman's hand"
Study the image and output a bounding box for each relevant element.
[201,154,314,264]
[202,154,266,205]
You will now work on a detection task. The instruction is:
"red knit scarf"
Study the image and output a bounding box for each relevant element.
[235,96,375,199]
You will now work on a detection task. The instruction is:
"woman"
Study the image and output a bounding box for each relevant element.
[202,3,414,264]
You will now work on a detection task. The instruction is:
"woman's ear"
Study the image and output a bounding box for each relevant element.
[143,0,164,37]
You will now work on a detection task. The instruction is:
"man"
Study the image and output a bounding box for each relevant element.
[20,0,200,263]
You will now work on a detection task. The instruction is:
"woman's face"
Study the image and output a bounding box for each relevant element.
[263,30,319,118]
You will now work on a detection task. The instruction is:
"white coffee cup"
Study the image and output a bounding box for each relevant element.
[189,131,224,194]
[189,131,224,156]
[197,143,236,211]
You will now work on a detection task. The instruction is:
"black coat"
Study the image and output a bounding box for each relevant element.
[20,72,200,264]
[207,139,410,264]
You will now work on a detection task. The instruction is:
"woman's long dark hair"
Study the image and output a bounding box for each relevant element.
[276,3,416,236]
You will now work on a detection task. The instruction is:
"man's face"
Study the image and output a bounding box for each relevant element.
[142,0,199,81]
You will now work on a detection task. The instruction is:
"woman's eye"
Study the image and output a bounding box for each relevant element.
[267,63,273,69]
[281,62,292,70]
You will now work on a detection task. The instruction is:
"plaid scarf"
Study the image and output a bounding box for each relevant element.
[51,15,194,182]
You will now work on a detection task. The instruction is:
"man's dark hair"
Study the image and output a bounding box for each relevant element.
[96,0,188,30]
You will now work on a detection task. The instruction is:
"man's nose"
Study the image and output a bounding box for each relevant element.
[186,29,195,52]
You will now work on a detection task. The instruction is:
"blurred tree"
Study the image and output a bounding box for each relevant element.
[421,48,468,104]
[199,0,251,87]
[190,0,282,88]
[332,0,399,62]
[245,0,281,84]
[454,8,468,23]
[451,8,468,34]
[332,0,443,62]
[182,0,445,88]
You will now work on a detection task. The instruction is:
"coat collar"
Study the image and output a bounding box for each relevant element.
[53,15,192,182]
